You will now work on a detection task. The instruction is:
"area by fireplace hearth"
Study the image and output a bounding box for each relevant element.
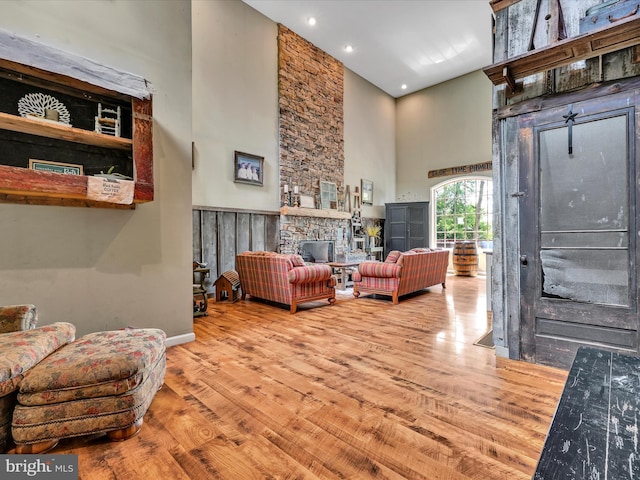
[299,240,334,263]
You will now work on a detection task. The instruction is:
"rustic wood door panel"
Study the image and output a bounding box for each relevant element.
[518,90,639,368]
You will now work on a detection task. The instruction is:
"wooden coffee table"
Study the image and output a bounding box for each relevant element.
[327,261,361,291]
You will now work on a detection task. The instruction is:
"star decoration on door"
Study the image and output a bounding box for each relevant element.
[563,108,579,155]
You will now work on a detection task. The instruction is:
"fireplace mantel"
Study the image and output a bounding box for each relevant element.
[280,206,351,220]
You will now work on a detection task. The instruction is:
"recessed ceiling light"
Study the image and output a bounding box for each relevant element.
[344,45,353,53]
[307,17,316,26]
[401,84,408,90]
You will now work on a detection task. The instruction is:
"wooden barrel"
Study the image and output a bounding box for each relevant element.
[453,241,478,277]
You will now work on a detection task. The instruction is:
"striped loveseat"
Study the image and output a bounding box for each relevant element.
[352,248,449,304]
[236,251,337,313]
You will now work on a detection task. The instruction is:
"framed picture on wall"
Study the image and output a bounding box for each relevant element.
[361,179,373,205]
[320,181,338,209]
[234,151,264,186]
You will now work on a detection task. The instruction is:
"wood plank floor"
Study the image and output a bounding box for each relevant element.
[49,275,567,479]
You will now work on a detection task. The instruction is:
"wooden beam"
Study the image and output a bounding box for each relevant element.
[484,16,640,86]
[280,206,351,219]
[132,98,153,195]
[0,58,133,103]
[502,67,518,93]
[490,0,521,14]
[428,161,493,179]
[0,193,135,209]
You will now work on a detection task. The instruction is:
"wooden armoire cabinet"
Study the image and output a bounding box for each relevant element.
[384,202,429,256]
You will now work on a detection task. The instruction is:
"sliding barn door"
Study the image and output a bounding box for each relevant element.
[518,91,639,368]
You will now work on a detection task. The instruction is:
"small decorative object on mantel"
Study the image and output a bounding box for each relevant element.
[234,150,264,186]
[361,179,373,205]
[292,185,300,206]
[18,92,71,126]
[282,184,291,206]
[299,194,315,209]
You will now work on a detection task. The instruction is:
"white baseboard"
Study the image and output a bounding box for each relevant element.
[165,332,196,347]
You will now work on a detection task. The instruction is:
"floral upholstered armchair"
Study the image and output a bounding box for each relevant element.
[0,304,38,334]
[0,305,75,452]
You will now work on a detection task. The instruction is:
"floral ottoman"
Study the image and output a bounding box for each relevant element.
[12,328,166,454]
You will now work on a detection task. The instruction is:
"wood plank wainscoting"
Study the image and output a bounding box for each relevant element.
[45,275,567,479]
[192,207,280,293]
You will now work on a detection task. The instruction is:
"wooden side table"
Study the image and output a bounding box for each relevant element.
[370,246,384,261]
[193,267,210,317]
[327,261,361,291]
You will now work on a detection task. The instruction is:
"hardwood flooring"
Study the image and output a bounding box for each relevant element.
[50,275,567,479]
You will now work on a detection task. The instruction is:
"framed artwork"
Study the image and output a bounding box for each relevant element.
[234,151,264,186]
[299,194,315,209]
[361,179,373,205]
[29,159,83,175]
[320,181,338,209]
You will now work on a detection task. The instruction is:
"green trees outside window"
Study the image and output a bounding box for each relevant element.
[435,178,493,249]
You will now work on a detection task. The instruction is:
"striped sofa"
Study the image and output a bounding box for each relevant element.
[352,248,449,304]
[236,251,337,313]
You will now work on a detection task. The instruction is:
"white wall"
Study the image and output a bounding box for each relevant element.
[395,70,493,200]
[344,70,396,219]
[0,0,194,341]
[192,0,396,218]
[192,0,279,210]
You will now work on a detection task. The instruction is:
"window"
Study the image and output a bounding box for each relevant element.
[433,178,493,249]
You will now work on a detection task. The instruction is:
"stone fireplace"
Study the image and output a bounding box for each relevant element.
[279,208,351,259]
[277,25,348,258]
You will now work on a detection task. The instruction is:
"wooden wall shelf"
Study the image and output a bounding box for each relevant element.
[0,164,153,208]
[280,206,351,220]
[484,16,640,88]
[0,64,153,208]
[0,112,133,150]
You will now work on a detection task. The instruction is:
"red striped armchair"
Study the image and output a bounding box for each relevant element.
[352,248,449,304]
[236,251,337,313]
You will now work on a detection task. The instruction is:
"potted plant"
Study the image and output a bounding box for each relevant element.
[95,165,133,181]
[364,222,381,248]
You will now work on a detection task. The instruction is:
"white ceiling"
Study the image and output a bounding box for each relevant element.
[242,0,494,98]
